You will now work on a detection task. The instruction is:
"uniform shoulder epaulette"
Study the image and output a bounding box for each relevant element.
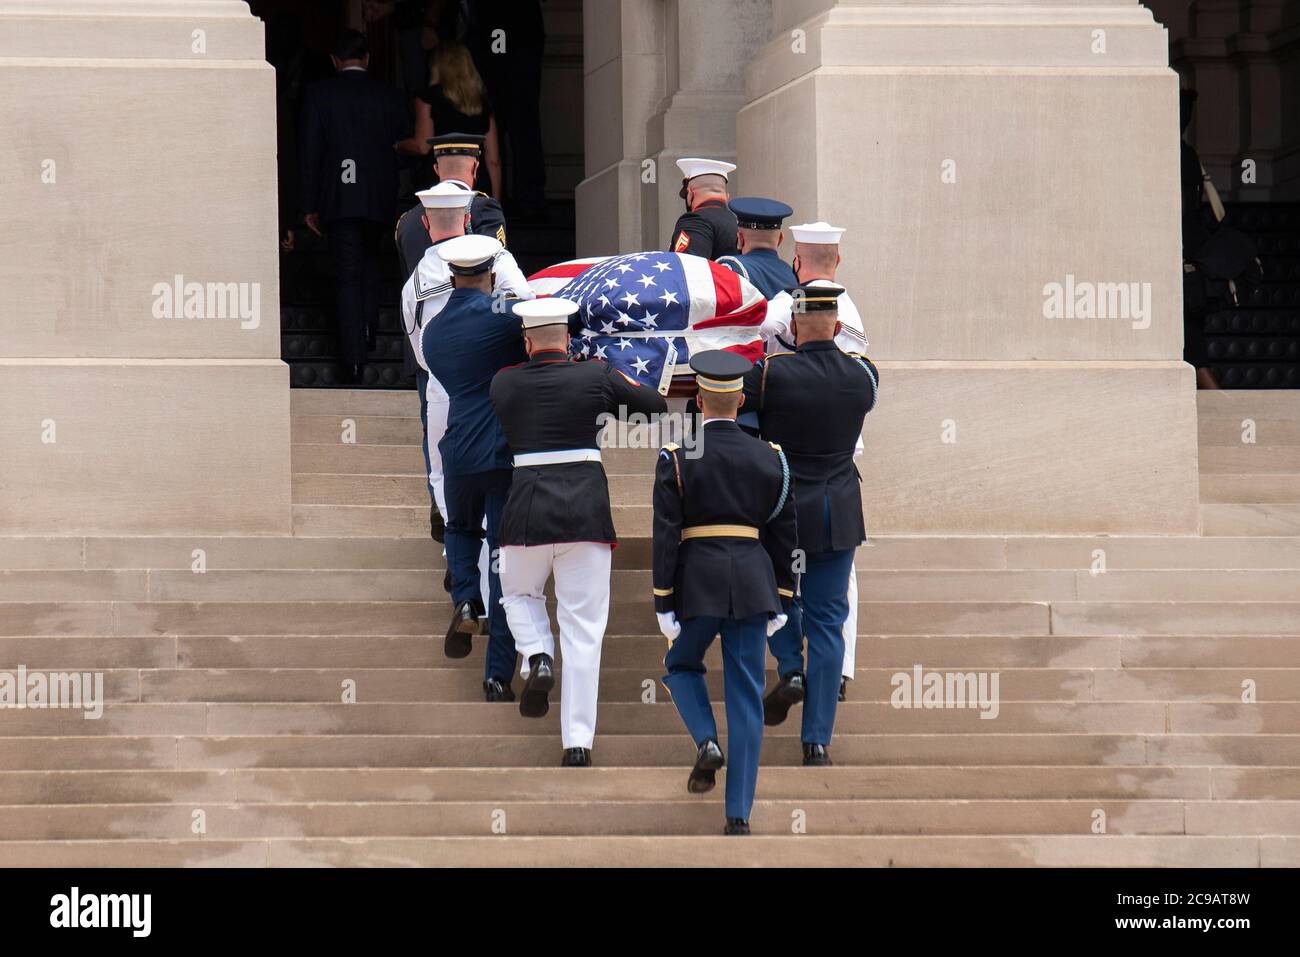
[768,441,782,452]
[765,351,794,359]
[662,442,680,452]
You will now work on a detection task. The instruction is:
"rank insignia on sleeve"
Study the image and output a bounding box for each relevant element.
[496,225,506,246]
[672,232,690,254]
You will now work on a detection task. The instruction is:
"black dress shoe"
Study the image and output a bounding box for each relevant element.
[688,739,724,794]
[802,743,832,767]
[724,817,750,836]
[483,677,514,702]
[561,747,592,767]
[839,676,848,702]
[429,505,445,543]
[444,598,484,659]
[763,670,806,726]
[519,653,555,718]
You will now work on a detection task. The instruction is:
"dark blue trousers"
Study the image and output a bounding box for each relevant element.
[769,546,856,746]
[415,369,434,500]
[663,613,767,821]
[444,468,515,682]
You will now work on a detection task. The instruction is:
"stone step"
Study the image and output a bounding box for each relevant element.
[1199,445,1300,474]
[293,443,426,476]
[1197,390,1300,418]
[7,534,1300,572]
[0,564,1243,604]
[1051,601,1300,636]
[7,700,1242,736]
[292,504,431,538]
[0,600,1059,637]
[291,414,423,446]
[18,566,1300,602]
[0,765,1236,804]
[0,834,1278,868]
[5,633,1292,672]
[5,733,1300,770]
[1199,474,1300,504]
[291,390,420,417]
[1201,503,1300,535]
[0,798,1235,839]
[113,667,1300,704]
[1199,418,1300,447]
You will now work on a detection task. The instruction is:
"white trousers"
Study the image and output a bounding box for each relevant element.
[842,564,858,680]
[499,542,612,749]
[425,384,449,521]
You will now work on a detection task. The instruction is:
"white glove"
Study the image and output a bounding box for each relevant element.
[766,613,788,637]
[657,611,681,643]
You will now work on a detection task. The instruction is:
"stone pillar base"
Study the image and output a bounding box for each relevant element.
[0,360,290,535]
[862,361,1199,534]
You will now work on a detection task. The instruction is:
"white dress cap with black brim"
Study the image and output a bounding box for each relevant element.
[789,221,847,245]
[437,234,503,275]
[675,157,737,183]
[416,181,475,211]
[514,298,578,330]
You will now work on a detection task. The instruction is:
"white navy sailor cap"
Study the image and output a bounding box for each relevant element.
[676,157,736,182]
[513,298,578,330]
[416,182,474,210]
[436,234,502,274]
[789,222,846,245]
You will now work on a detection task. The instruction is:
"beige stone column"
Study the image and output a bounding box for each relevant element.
[576,0,666,255]
[739,0,1200,533]
[0,0,290,534]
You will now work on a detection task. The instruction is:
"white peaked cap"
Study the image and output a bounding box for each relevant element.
[436,234,502,271]
[676,157,737,181]
[790,221,846,245]
[514,298,578,329]
[417,182,474,210]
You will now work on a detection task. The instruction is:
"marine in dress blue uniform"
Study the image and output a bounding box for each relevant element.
[492,298,668,767]
[717,197,797,299]
[667,158,738,260]
[741,285,879,766]
[654,351,799,835]
[422,235,528,701]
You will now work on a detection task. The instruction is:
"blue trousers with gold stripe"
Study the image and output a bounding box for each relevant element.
[769,546,855,746]
[663,613,767,820]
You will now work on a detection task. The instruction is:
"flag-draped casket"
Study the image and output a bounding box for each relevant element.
[528,252,768,393]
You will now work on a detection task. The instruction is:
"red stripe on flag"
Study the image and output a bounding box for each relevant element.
[528,262,595,282]
[694,296,768,330]
[708,260,742,316]
[724,340,765,362]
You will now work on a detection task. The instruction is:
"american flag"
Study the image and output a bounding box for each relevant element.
[528,252,768,392]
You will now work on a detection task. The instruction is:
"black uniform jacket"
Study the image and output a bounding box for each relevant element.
[669,199,738,261]
[491,352,668,547]
[652,420,798,620]
[742,340,879,554]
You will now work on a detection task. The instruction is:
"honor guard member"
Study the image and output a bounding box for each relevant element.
[717,197,797,299]
[761,221,869,699]
[396,133,509,280]
[668,158,738,260]
[654,351,798,835]
[491,299,668,767]
[743,285,878,765]
[424,235,527,702]
[401,183,533,543]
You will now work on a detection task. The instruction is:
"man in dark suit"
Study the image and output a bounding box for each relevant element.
[654,351,798,835]
[300,29,411,384]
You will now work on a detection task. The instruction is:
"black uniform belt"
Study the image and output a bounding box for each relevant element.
[681,524,759,541]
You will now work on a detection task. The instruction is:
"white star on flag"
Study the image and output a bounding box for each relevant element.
[637,274,656,288]
[660,290,679,305]
[631,356,651,375]
[620,291,640,308]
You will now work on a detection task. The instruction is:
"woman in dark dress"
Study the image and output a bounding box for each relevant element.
[396,41,502,195]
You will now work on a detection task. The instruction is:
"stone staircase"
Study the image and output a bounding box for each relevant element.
[1,389,1299,867]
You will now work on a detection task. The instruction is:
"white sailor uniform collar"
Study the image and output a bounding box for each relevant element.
[412,238,456,302]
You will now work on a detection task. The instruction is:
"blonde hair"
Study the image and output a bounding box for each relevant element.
[430,42,485,117]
